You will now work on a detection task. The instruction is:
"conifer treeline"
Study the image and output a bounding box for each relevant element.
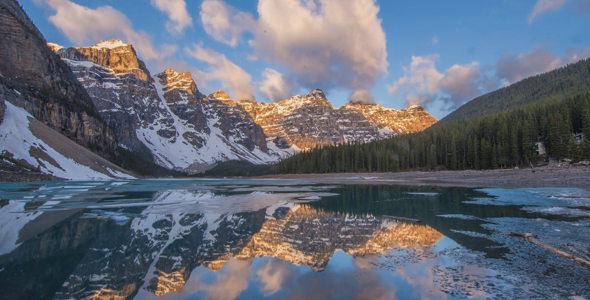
[272,94,590,174]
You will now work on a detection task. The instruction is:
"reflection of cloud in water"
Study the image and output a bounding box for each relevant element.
[265,255,396,300]
[256,259,293,296]
[193,259,252,300]
[353,255,380,271]
[394,265,447,300]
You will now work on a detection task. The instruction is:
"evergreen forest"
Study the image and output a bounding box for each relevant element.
[273,93,590,174]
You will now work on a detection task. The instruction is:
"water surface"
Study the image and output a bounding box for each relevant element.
[0,180,589,299]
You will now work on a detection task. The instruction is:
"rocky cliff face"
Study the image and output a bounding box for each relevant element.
[45,37,436,170]
[0,0,117,156]
[205,90,268,152]
[0,85,5,124]
[341,103,438,135]
[239,89,438,150]
[51,41,286,173]
[54,40,173,161]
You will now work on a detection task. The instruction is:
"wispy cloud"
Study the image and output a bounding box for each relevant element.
[258,68,295,102]
[528,0,567,24]
[185,44,255,100]
[388,54,480,107]
[200,0,256,47]
[496,48,590,84]
[150,0,193,34]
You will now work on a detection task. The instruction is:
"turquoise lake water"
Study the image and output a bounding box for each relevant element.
[0,180,589,299]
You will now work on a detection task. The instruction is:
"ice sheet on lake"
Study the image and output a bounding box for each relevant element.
[405,192,441,196]
[470,188,590,207]
[437,214,482,221]
[522,207,590,217]
[135,190,339,215]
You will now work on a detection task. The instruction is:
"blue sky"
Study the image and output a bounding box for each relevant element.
[21,0,590,119]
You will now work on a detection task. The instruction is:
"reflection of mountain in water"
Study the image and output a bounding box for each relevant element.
[1,184,553,299]
[0,195,442,299]
[224,206,442,272]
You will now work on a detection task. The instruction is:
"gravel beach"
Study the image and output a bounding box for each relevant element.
[259,164,590,189]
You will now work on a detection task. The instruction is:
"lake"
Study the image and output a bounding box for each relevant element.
[0,180,589,299]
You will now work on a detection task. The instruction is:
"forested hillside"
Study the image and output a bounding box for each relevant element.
[273,93,590,174]
[437,58,590,126]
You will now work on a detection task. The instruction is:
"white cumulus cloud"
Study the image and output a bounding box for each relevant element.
[185,44,255,101]
[200,0,256,47]
[150,0,193,34]
[388,54,481,107]
[258,69,295,102]
[200,0,388,103]
[36,0,168,60]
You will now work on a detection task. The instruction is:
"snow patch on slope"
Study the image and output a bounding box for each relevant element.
[137,78,282,170]
[0,200,43,255]
[0,102,115,180]
[92,40,128,49]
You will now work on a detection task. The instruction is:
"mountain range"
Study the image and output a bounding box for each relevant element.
[49,39,436,175]
[0,0,438,180]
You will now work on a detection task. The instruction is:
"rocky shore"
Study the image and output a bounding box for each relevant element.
[0,158,63,182]
[260,163,590,189]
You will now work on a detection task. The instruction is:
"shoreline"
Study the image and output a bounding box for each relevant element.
[2,162,589,190]
[257,164,590,189]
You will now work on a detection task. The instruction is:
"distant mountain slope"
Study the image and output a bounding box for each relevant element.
[239,89,437,149]
[51,38,289,173]
[437,58,590,126]
[50,40,437,170]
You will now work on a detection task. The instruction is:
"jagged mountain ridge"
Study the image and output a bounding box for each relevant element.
[49,39,436,172]
[51,41,286,173]
[239,90,438,150]
[1,0,436,176]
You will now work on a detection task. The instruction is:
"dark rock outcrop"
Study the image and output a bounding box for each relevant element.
[206,90,268,152]
[54,41,174,159]
[0,0,117,156]
[0,84,5,124]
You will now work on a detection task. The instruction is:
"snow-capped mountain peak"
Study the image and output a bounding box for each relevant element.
[47,39,436,173]
[46,42,64,52]
[208,90,232,101]
[156,69,199,95]
[92,39,129,50]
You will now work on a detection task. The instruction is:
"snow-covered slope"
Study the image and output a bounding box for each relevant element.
[51,42,288,173]
[141,70,289,172]
[0,101,135,180]
[48,40,436,171]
